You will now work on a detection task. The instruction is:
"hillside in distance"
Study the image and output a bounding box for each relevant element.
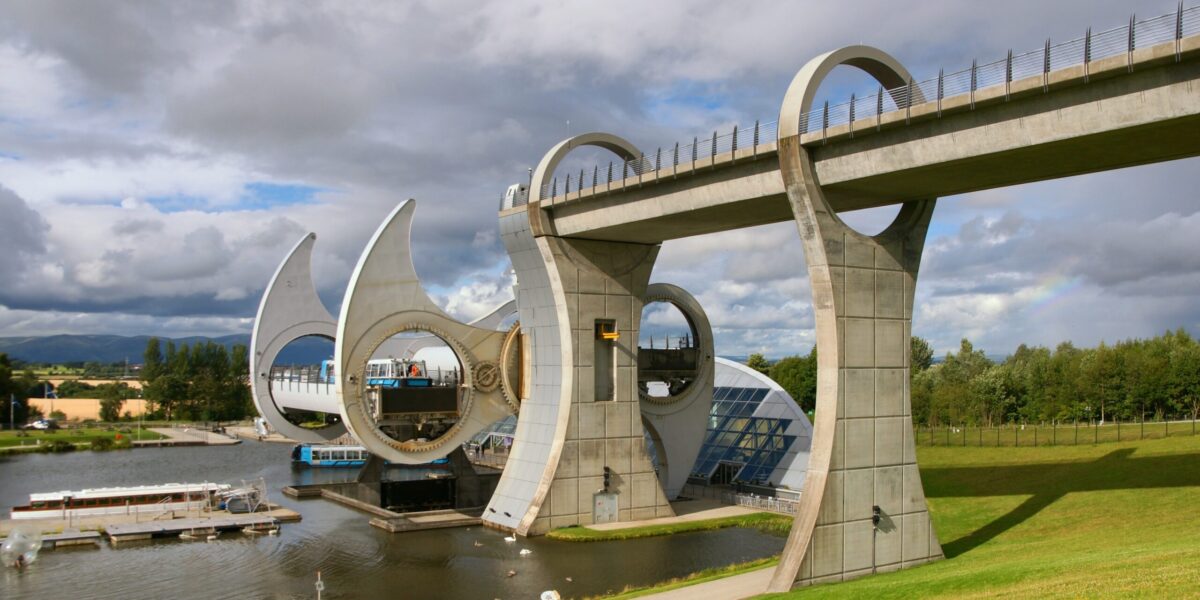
[0,334,333,365]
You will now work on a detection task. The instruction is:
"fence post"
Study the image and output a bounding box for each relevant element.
[822,101,829,143]
[710,131,717,166]
[849,94,856,137]
[905,78,913,124]
[593,166,598,191]
[638,153,644,184]
[1005,50,1013,100]
[876,85,883,131]
[936,69,943,117]
[753,119,760,155]
[1177,1,1185,62]
[1085,27,1092,83]
[655,147,661,173]
[970,59,977,109]
[731,125,738,153]
[692,136,698,162]
[1128,14,1136,73]
[1042,38,1050,93]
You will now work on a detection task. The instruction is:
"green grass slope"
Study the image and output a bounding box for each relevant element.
[770,435,1200,598]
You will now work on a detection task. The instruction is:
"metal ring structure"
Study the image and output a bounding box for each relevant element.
[637,283,714,499]
[249,233,346,443]
[768,46,940,592]
[335,200,514,465]
[525,132,643,236]
[352,320,475,455]
[637,283,714,407]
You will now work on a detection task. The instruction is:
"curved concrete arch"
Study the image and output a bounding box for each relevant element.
[335,200,514,464]
[530,132,642,204]
[638,283,714,499]
[375,299,518,360]
[249,233,347,443]
[769,46,941,591]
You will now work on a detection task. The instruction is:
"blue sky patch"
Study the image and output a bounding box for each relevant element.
[239,182,322,209]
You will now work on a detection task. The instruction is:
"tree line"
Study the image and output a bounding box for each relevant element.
[748,330,1200,427]
[139,338,252,422]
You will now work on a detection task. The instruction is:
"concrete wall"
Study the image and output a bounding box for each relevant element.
[29,398,150,420]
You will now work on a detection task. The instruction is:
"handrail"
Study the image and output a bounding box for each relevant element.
[518,4,1198,207]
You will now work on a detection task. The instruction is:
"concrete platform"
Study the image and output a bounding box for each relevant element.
[369,508,483,533]
[0,529,102,550]
[139,427,241,446]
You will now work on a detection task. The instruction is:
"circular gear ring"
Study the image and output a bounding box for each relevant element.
[497,322,523,414]
[355,321,476,454]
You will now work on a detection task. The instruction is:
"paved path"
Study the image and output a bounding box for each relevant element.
[147,427,240,445]
[642,566,774,600]
[585,499,757,531]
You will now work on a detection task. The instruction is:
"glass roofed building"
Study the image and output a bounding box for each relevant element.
[687,357,812,491]
[468,356,812,494]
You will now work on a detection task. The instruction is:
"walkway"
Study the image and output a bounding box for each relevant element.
[145,427,240,446]
[642,567,775,600]
[585,498,756,532]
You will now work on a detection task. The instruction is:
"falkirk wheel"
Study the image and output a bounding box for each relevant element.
[250,199,714,510]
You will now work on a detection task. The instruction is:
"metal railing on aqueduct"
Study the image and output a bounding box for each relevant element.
[520,4,1200,206]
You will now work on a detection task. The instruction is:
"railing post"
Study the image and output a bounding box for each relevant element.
[593,165,598,192]
[607,161,613,190]
[565,173,571,197]
[848,93,856,137]
[731,125,738,153]
[822,100,829,144]
[1128,14,1136,73]
[905,78,913,124]
[622,160,629,180]
[752,120,759,157]
[1177,1,1184,62]
[1042,38,1050,93]
[1005,49,1013,101]
[579,169,585,198]
[551,177,557,201]
[710,131,716,167]
[692,136,698,162]
[638,153,644,184]
[876,85,883,131]
[655,147,661,172]
[673,142,679,177]
[970,60,977,109]
[936,69,943,117]
[1084,27,1092,83]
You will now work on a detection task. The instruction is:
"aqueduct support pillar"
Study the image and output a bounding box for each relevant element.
[768,46,944,590]
[484,133,674,535]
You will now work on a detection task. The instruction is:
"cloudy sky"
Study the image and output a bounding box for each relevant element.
[0,0,1196,359]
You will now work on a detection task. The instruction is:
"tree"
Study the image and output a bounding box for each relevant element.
[769,348,818,413]
[911,336,934,376]
[96,383,133,422]
[745,353,771,375]
[142,337,164,384]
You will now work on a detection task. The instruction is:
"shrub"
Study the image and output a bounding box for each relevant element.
[44,440,76,453]
[90,437,114,451]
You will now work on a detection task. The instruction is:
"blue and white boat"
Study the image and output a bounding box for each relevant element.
[291,444,370,467]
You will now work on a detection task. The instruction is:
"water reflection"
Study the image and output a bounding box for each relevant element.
[0,443,783,599]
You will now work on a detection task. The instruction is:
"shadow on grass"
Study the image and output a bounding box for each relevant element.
[923,448,1200,558]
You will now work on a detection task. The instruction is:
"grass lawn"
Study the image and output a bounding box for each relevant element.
[764,435,1200,598]
[548,512,792,542]
[0,427,166,449]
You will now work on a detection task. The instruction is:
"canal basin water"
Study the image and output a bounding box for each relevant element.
[0,441,785,599]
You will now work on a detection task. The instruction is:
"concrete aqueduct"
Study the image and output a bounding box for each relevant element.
[251,6,1200,592]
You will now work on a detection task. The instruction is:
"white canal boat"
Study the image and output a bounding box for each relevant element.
[9,482,232,520]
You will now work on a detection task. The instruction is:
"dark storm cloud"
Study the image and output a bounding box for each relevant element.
[0,185,49,280]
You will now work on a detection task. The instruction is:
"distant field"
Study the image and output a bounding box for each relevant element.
[763,435,1200,598]
[0,428,166,449]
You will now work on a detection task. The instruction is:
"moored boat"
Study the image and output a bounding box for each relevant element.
[9,482,231,521]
